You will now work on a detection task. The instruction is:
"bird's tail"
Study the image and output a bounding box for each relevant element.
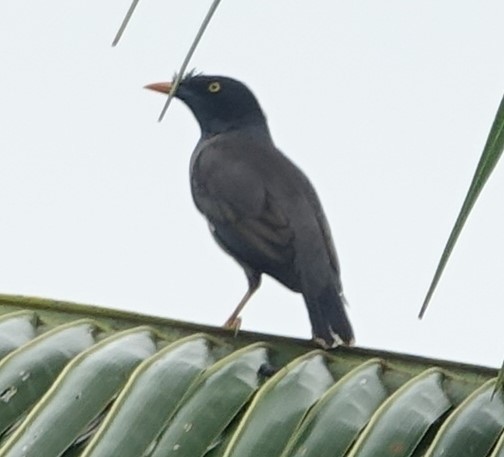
[304,284,354,348]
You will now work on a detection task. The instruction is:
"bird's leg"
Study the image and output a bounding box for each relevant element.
[223,271,261,330]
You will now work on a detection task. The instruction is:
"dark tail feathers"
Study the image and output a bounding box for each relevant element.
[304,284,354,348]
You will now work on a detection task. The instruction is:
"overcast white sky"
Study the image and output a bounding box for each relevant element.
[1,1,504,367]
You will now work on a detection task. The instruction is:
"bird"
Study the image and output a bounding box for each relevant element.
[145,73,354,347]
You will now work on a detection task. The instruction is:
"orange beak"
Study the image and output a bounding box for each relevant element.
[144,82,173,95]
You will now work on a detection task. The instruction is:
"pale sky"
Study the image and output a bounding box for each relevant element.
[1,1,504,367]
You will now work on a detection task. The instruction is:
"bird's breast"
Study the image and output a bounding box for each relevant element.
[188,142,215,219]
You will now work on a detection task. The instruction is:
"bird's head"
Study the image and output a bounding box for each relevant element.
[145,73,267,137]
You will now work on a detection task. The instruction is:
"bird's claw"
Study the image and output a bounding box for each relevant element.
[223,316,242,336]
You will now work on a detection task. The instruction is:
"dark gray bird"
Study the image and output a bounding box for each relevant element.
[146,74,354,347]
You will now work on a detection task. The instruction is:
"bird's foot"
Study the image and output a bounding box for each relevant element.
[223,316,242,336]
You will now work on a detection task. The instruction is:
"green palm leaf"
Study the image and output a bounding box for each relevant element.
[419,93,504,318]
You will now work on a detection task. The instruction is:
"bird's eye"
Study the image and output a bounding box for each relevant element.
[208,82,221,93]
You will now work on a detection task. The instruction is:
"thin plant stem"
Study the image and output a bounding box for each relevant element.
[158,0,222,122]
[112,0,141,47]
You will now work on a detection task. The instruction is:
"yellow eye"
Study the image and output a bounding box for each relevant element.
[208,81,221,93]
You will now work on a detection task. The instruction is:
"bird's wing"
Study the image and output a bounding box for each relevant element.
[313,193,342,274]
[191,141,296,271]
[293,169,342,277]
